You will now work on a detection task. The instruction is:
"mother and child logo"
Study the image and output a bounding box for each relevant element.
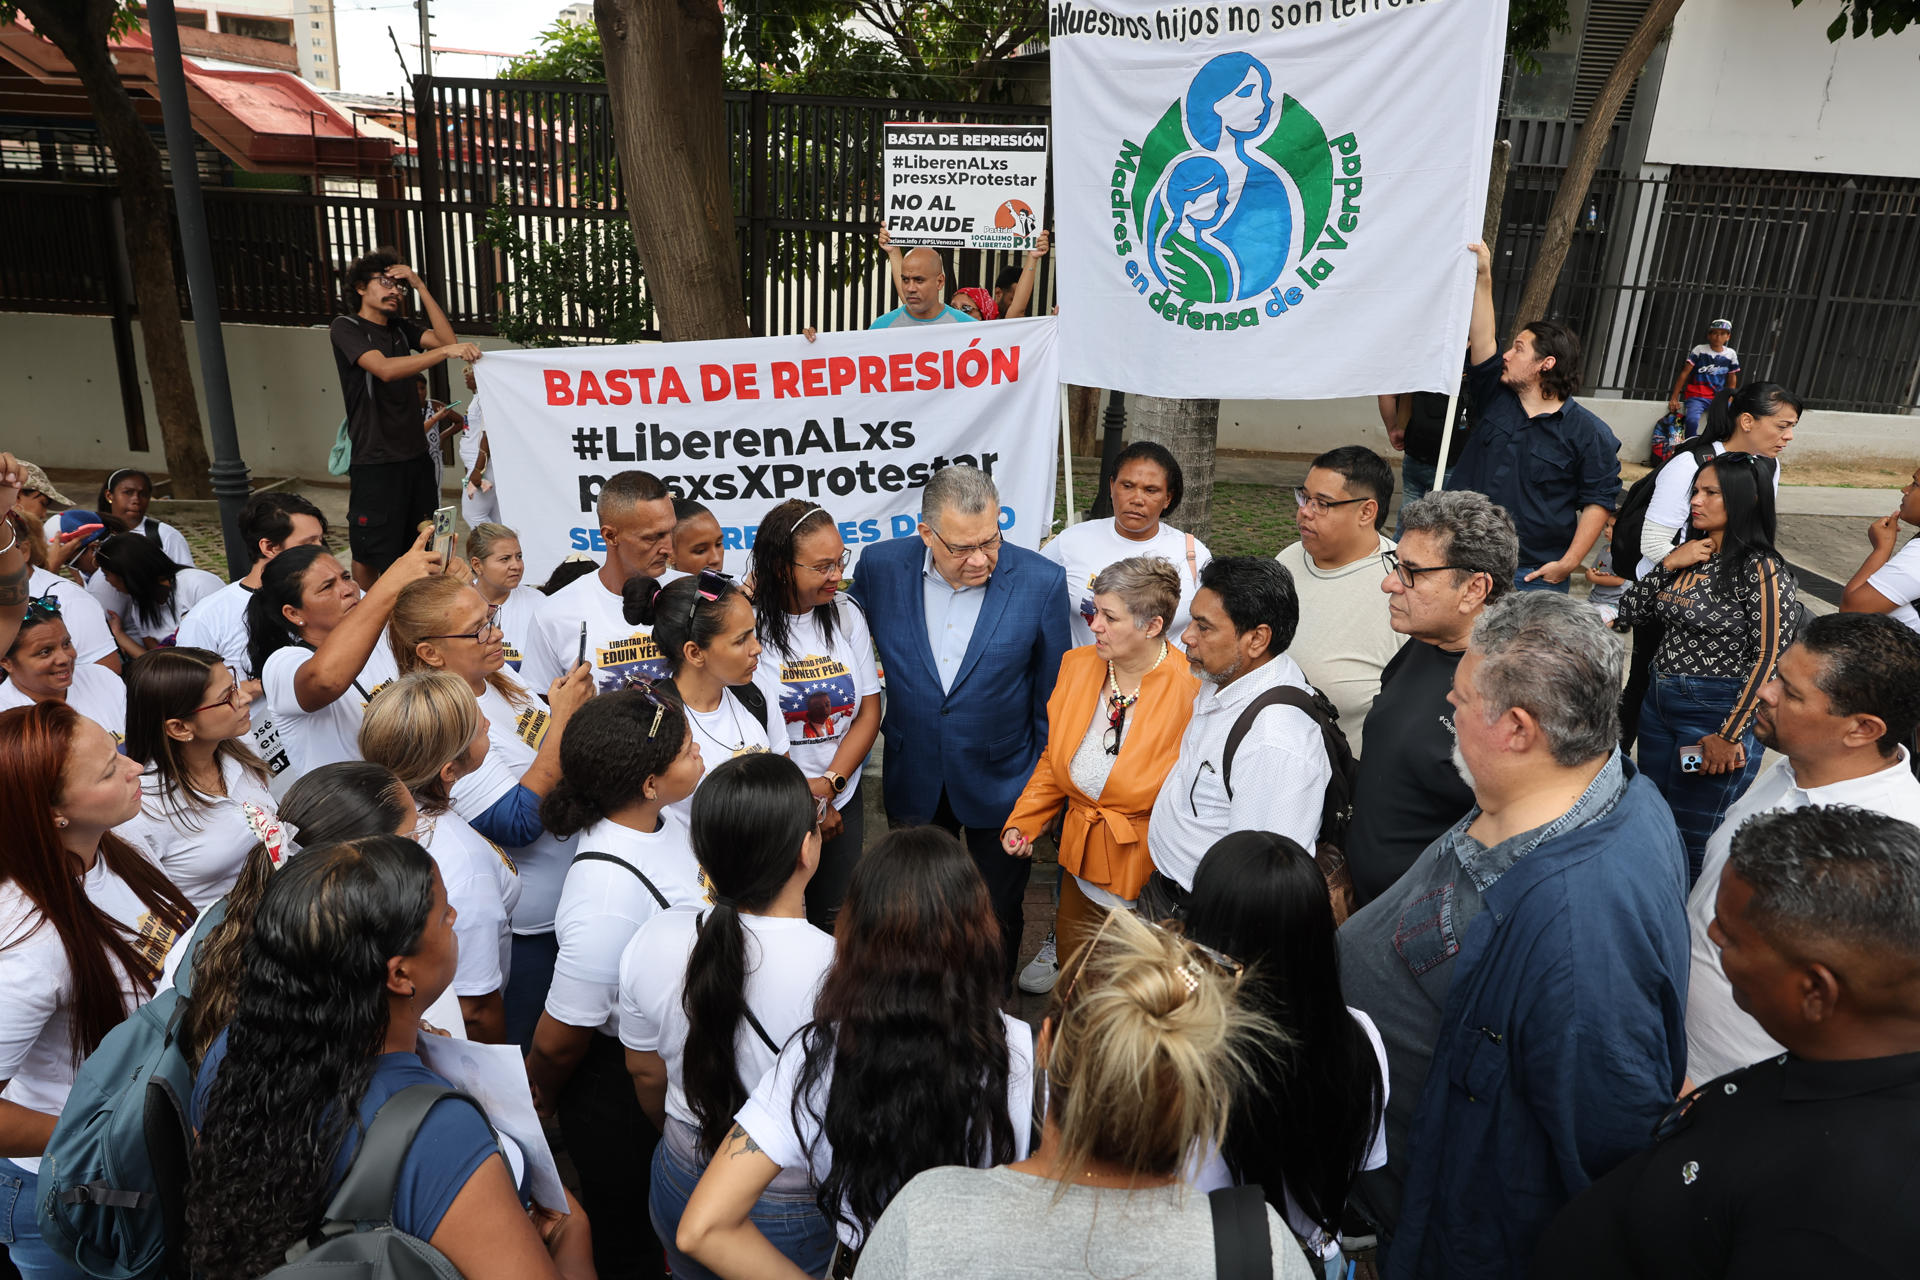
[1110,51,1361,332]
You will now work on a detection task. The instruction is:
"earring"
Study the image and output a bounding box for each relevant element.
[54,816,69,828]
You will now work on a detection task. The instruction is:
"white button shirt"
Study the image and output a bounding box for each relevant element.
[1147,653,1331,890]
[1685,748,1920,1082]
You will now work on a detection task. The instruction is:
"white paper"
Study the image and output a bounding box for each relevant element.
[415,1033,569,1214]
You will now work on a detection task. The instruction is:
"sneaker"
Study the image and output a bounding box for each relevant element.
[1018,931,1059,994]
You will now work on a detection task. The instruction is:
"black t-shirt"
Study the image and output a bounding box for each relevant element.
[1534,1050,1920,1279]
[1402,389,1467,467]
[1345,639,1475,906]
[330,314,428,466]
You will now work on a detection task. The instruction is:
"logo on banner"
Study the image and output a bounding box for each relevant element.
[995,199,1038,238]
[1110,51,1362,332]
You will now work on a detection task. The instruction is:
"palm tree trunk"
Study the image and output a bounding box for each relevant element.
[1126,396,1219,540]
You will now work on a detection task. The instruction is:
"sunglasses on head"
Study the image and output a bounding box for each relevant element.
[686,568,735,631]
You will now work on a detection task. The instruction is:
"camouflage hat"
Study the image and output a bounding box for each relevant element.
[17,462,73,507]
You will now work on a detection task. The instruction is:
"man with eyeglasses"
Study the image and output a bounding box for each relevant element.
[520,469,682,692]
[1275,446,1406,758]
[1345,491,1517,906]
[851,464,1071,986]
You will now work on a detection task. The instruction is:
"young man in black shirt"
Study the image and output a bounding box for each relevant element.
[330,249,481,587]
[1537,804,1920,1278]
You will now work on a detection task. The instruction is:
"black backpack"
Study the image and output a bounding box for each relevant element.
[1612,444,1713,582]
[1221,685,1357,852]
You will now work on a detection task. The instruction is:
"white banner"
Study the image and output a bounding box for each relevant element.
[883,122,1050,251]
[1051,0,1507,399]
[475,319,1061,583]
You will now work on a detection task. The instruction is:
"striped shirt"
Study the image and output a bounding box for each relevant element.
[1617,553,1796,741]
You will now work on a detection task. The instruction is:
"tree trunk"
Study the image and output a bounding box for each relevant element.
[1126,396,1219,541]
[1511,0,1685,334]
[1067,384,1100,456]
[597,0,748,341]
[19,0,213,497]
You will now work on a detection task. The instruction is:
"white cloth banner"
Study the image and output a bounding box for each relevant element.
[1051,0,1507,399]
[475,319,1060,582]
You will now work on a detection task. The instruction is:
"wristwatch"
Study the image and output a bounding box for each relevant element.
[824,771,849,795]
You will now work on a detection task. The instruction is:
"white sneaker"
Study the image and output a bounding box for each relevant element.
[1018,931,1059,994]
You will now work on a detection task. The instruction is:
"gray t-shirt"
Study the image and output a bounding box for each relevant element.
[858,1165,1314,1280]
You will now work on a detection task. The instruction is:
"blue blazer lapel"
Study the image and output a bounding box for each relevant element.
[949,564,1016,693]
[895,547,942,689]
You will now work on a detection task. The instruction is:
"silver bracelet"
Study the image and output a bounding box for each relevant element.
[0,519,18,559]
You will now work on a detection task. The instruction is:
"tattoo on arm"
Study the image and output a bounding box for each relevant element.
[0,563,31,606]
[726,1123,764,1159]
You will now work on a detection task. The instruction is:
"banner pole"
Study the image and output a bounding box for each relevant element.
[1059,384,1077,528]
[1432,273,1479,492]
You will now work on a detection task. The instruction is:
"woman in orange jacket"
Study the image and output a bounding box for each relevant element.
[1002,555,1200,967]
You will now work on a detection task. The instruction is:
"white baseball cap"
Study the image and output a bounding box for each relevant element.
[1708,318,1732,332]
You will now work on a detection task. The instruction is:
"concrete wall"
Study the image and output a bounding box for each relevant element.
[1645,0,1920,180]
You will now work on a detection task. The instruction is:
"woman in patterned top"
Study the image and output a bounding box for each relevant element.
[1617,452,1796,883]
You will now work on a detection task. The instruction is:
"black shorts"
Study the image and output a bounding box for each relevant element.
[347,454,438,572]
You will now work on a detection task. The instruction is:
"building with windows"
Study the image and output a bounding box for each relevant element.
[158,1,341,90]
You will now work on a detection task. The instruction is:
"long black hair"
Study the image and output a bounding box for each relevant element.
[246,544,328,676]
[94,532,188,632]
[187,835,437,1280]
[1696,379,1803,451]
[540,687,691,837]
[795,826,1013,1240]
[749,499,842,660]
[622,572,743,675]
[1184,832,1383,1245]
[682,753,817,1159]
[1694,452,1782,595]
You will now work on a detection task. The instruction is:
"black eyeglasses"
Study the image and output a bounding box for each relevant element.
[793,547,853,577]
[1293,487,1369,515]
[929,527,1003,561]
[687,568,735,630]
[1381,549,1476,589]
[421,605,501,645]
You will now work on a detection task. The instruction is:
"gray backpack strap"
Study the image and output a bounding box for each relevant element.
[316,1085,485,1230]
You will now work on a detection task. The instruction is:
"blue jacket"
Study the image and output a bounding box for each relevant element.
[1387,764,1689,1280]
[851,536,1070,828]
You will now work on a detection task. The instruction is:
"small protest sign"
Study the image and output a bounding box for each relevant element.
[882,122,1049,250]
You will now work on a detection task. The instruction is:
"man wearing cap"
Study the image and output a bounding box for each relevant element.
[13,461,72,534]
[1667,319,1741,440]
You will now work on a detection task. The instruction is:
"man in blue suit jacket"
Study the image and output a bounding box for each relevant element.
[852,465,1072,982]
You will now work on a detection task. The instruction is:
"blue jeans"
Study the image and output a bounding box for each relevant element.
[1638,672,1765,885]
[1514,566,1571,594]
[2,1159,85,1280]
[1682,395,1711,439]
[503,929,558,1052]
[649,1120,834,1280]
[1397,456,1438,537]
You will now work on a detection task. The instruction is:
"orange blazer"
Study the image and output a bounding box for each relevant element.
[1004,644,1200,901]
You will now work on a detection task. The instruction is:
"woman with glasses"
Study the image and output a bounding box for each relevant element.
[1039,441,1211,649]
[1002,556,1199,977]
[529,689,707,1280]
[0,702,196,1280]
[359,671,520,1044]
[856,907,1305,1280]
[1618,453,1797,882]
[1183,833,1387,1279]
[86,531,224,658]
[465,522,544,672]
[624,569,788,826]
[748,499,881,930]
[621,753,836,1279]
[118,648,274,908]
[387,574,595,1047]
[677,827,1032,1279]
[0,594,127,740]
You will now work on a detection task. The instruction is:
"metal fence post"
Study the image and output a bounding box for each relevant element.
[1798,179,1859,403]
[747,89,770,336]
[414,72,452,403]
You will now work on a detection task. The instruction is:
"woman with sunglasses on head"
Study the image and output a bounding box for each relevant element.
[118,648,275,908]
[86,531,225,659]
[387,574,595,1046]
[677,826,1033,1280]
[621,753,837,1279]
[748,500,881,930]
[0,702,196,1280]
[246,531,443,778]
[8,506,121,674]
[186,835,595,1280]
[1618,451,1797,883]
[0,595,127,741]
[466,522,544,672]
[1002,556,1199,986]
[359,671,521,1044]
[529,688,707,1280]
[94,468,196,569]
[624,569,787,825]
[1183,832,1387,1279]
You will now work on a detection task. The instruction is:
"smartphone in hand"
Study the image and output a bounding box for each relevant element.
[430,505,457,571]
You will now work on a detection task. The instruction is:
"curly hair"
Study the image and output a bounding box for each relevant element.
[186,835,436,1280]
[792,826,1014,1239]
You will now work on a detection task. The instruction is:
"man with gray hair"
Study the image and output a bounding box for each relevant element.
[1339,592,1689,1280]
[1346,489,1517,905]
[1537,805,1920,1275]
[852,464,1071,984]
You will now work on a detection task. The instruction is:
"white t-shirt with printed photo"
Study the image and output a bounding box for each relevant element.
[259,640,399,780]
[446,676,577,935]
[28,567,117,668]
[1040,519,1210,648]
[519,568,682,692]
[0,661,127,743]
[117,753,277,908]
[0,856,183,1173]
[415,809,522,998]
[617,908,835,1131]
[544,815,709,1037]
[757,603,880,811]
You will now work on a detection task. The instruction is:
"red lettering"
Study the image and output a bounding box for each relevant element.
[990,345,1021,384]
[576,370,607,406]
[772,361,801,398]
[543,370,573,406]
[699,363,731,401]
[658,367,691,404]
[801,358,828,397]
[631,368,657,404]
[888,353,914,391]
[915,349,942,390]
[827,356,857,395]
[858,356,887,394]
[604,369,632,406]
[732,363,759,400]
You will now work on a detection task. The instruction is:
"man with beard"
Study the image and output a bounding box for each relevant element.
[1338,592,1688,1280]
[1142,556,1331,919]
[1681,612,1920,1084]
